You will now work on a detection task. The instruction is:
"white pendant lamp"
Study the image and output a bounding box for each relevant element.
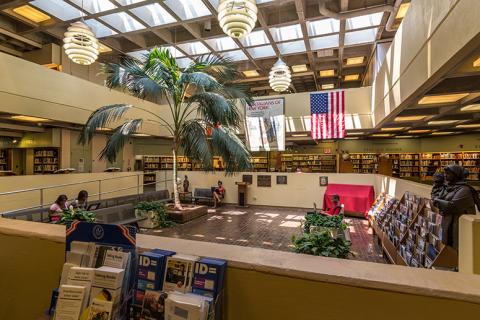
[63,21,99,65]
[218,0,258,39]
[269,58,291,92]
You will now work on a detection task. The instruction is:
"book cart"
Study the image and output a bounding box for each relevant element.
[370,192,457,270]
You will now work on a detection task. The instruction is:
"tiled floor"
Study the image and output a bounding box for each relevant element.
[142,205,386,264]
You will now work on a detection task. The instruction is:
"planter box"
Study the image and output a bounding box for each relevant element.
[135,209,159,229]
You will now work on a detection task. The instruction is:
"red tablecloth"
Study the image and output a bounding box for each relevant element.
[323,183,375,218]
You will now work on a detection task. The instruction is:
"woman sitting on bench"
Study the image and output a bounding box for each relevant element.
[213,180,225,208]
[322,194,343,216]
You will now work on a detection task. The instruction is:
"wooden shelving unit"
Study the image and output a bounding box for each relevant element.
[420,152,479,181]
[0,149,9,171]
[280,153,336,173]
[398,153,420,178]
[33,148,59,174]
[251,157,268,172]
[350,153,378,173]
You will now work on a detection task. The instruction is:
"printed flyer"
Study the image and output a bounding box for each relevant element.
[245,98,285,151]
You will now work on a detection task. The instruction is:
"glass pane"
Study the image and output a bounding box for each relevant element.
[115,0,146,5]
[270,24,303,42]
[100,12,145,33]
[177,41,210,55]
[30,0,84,21]
[176,57,193,69]
[205,36,239,51]
[307,18,340,37]
[344,28,378,46]
[84,19,117,38]
[221,50,248,61]
[164,0,211,20]
[346,12,383,30]
[160,46,184,58]
[309,34,339,50]
[130,3,176,26]
[69,0,116,14]
[277,40,306,55]
[127,50,148,61]
[240,30,269,47]
[247,45,276,59]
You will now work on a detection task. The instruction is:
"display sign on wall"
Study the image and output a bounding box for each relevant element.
[257,175,272,187]
[245,98,285,151]
[319,176,329,186]
[242,174,253,184]
[276,175,287,185]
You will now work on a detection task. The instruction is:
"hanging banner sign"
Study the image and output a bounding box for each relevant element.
[245,98,285,151]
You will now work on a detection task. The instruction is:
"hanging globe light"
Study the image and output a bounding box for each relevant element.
[269,58,291,92]
[218,0,258,39]
[63,21,99,65]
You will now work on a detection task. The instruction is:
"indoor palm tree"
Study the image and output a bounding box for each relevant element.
[79,48,253,209]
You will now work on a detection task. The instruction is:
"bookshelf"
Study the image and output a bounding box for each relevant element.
[350,153,378,173]
[280,153,337,173]
[0,149,9,171]
[420,152,479,181]
[398,153,420,178]
[33,148,59,174]
[250,157,268,172]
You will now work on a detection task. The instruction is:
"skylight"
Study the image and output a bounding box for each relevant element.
[346,12,383,30]
[30,0,84,21]
[130,3,176,27]
[344,28,378,46]
[247,45,276,59]
[127,50,148,60]
[69,0,116,14]
[84,19,117,38]
[115,0,146,5]
[164,0,211,20]
[277,40,306,55]
[161,46,184,58]
[205,37,239,51]
[269,24,303,42]
[307,18,340,37]
[177,41,210,55]
[176,57,193,69]
[221,50,248,61]
[100,12,145,33]
[309,34,339,50]
[240,30,270,47]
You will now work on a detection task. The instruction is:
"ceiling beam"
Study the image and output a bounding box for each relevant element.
[0,26,41,48]
[0,43,23,56]
[0,122,45,132]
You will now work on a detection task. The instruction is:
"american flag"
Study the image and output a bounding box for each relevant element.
[310,91,345,139]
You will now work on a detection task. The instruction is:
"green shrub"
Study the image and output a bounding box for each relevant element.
[57,208,96,225]
[135,201,175,228]
[291,231,351,258]
[303,213,347,233]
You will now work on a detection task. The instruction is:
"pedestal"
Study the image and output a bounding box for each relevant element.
[235,181,250,207]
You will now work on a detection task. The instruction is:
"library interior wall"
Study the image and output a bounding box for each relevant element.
[1,220,480,320]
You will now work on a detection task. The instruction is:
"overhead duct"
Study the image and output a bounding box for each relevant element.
[318,0,403,32]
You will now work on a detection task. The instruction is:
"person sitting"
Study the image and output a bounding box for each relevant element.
[431,172,445,199]
[71,190,88,210]
[322,194,343,216]
[183,175,190,193]
[213,180,225,208]
[49,194,69,222]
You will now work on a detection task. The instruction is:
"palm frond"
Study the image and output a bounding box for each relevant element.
[180,121,213,171]
[99,119,143,162]
[79,104,133,145]
[185,54,238,84]
[179,72,219,91]
[188,92,240,128]
[211,126,252,174]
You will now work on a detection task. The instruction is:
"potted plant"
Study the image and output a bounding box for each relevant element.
[303,213,347,238]
[57,207,96,225]
[135,201,174,229]
[291,230,352,258]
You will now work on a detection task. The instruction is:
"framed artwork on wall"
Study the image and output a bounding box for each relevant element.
[242,174,253,184]
[257,175,271,187]
[276,175,287,185]
[320,176,328,186]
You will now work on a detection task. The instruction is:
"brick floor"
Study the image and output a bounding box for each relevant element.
[141,204,386,264]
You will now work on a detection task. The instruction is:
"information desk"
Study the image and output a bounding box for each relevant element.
[323,183,375,218]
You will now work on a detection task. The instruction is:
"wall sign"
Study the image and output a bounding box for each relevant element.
[245,98,285,151]
[319,176,328,186]
[257,175,272,187]
[276,175,287,185]
[242,174,253,184]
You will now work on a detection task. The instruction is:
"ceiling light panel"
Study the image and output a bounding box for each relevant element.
[100,12,145,33]
[221,49,248,61]
[309,34,339,50]
[164,0,211,20]
[461,104,480,111]
[431,132,455,135]
[242,70,259,77]
[247,45,276,59]
[269,24,303,42]
[277,40,306,55]
[130,3,176,26]
[381,127,407,131]
[474,57,480,67]
[205,36,238,51]
[346,12,383,30]
[69,0,116,14]
[371,133,393,137]
[84,19,117,38]
[408,130,431,134]
[12,5,51,23]
[319,69,335,77]
[418,93,469,105]
[322,84,335,90]
[291,65,308,73]
[394,115,427,122]
[346,56,364,65]
[98,43,112,53]
[396,3,410,19]
[427,120,459,126]
[456,123,480,128]
[177,41,210,55]
[345,28,378,46]
[11,115,49,122]
[30,0,84,21]
[240,30,270,47]
[345,74,359,81]
[307,18,340,37]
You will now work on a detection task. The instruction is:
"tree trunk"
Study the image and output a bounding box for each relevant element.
[172,148,182,209]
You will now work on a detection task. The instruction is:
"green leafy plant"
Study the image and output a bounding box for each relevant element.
[303,213,347,233]
[291,231,352,258]
[135,201,174,228]
[57,208,96,225]
[79,49,253,210]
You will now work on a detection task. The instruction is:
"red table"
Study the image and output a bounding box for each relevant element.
[323,183,375,218]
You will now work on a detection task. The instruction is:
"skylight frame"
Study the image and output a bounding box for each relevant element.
[239,30,270,47]
[30,0,85,21]
[269,23,303,43]
[163,0,211,21]
[205,36,239,52]
[247,45,276,59]
[221,49,248,62]
[177,41,210,56]
[309,34,339,51]
[99,11,146,33]
[346,12,384,30]
[129,3,177,27]
[68,0,117,14]
[307,18,340,37]
[84,19,118,38]
[344,27,379,46]
[277,40,306,55]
